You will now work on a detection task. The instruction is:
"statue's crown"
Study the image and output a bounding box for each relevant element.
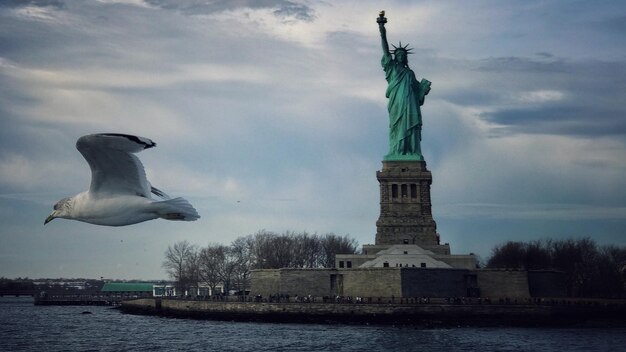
[391,41,413,54]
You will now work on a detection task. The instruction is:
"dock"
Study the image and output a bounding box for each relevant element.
[120,297,626,327]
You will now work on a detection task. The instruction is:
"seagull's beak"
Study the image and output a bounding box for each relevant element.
[44,214,55,225]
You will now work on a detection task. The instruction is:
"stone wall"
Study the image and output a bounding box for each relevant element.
[250,269,333,297]
[251,268,404,298]
[250,267,566,299]
[249,269,280,297]
[401,268,470,297]
[278,269,333,297]
[436,255,478,270]
[528,270,567,298]
[340,268,402,297]
[476,269,530,298]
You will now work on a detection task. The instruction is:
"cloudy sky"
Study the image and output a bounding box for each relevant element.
[1,0,625,280]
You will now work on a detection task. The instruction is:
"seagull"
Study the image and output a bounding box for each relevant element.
[45,133,200,226]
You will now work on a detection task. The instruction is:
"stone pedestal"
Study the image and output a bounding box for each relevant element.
[375,160,439,247]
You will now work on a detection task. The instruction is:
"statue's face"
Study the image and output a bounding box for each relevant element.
[395,50,407,64]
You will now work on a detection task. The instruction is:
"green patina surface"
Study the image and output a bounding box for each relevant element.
[101,282,154,292]
[378,11,431,161]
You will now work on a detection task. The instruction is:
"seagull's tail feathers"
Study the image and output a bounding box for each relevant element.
[154,197,200,222]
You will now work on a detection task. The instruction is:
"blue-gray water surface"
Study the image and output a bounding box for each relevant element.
[1,297,624,351]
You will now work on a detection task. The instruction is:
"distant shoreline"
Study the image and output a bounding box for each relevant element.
[120,298,626,327]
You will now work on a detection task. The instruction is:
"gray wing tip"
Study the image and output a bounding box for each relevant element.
[151,186,171,199]
[99,133,156,149]
[77,133,156,150]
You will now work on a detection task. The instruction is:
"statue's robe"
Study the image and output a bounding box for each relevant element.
[382,53,430,160]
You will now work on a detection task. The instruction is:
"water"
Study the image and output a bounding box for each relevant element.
[1,297,624,352]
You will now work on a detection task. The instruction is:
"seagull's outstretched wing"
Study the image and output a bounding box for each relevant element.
[76,133,155,198]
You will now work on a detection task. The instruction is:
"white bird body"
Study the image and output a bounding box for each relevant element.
[65,192,155,226]
[45,133,200,226]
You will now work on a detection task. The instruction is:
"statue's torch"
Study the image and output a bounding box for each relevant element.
[377,10,387,24]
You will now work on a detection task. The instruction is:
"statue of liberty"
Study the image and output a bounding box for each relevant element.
[378,11,431,161]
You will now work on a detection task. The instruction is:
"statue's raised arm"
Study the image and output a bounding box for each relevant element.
[377,11,390,57]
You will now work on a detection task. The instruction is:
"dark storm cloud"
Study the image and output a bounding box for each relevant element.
[145,0,315,21]
[535,52,554,59]
[0,4,91,67]
[0,0,64,8]
[0,25,73,66]
[483,106,626,137]
[475,56,569,73]
[273,3,315,21]
[594,15,626,33]
[442,91,497,107]
[448,55,626,138]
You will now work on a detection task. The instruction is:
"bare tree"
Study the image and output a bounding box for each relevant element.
[486,237,625,298]
[231,236,255,294]
[524,240,552,270]
[182,249,200,296]
[319,233,359,268]
[219,246,240,295]
[251,230,295,269]
[550,238,598,297]
[162,240,198,296]
[246,230,358,269]
[198,244,227,296]
[486,241,528,269]
[271,233,296,268]
[292,232,322,268]
[595,245,626,298]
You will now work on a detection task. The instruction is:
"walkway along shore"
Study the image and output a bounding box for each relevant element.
[120,297,626,327]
